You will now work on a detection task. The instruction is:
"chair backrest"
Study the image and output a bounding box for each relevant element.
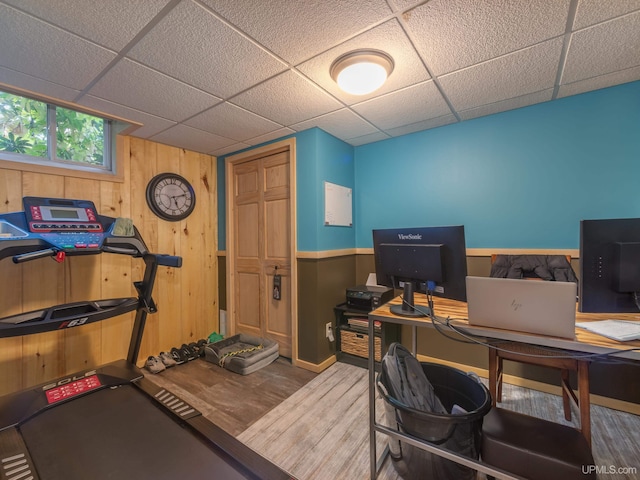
[490,254,576,283]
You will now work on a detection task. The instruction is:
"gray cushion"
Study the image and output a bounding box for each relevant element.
[204,333,279,375]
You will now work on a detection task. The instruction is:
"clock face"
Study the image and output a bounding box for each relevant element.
[145,173,196,221]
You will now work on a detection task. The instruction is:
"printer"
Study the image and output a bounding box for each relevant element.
[346,284,394,312]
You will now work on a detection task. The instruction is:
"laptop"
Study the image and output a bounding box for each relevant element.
[466,276,578,339]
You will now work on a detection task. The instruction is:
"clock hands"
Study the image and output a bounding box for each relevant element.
[161,193,187,210]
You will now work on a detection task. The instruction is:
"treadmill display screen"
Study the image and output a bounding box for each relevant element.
[45,375,102,404]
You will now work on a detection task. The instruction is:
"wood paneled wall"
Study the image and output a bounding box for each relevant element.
[0,136,218,396]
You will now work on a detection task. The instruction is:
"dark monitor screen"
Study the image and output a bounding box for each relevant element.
[580,218,640,313]
[373,226,467,316]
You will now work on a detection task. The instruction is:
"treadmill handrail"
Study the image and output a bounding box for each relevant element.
[0,298,140,338]
[126,253,182,364]
[12,248,58,263]
[1,209,182,365]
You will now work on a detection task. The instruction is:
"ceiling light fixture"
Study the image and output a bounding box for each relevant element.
[330,50,394,96]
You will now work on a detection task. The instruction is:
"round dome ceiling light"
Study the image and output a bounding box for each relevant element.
[330,50,394,96]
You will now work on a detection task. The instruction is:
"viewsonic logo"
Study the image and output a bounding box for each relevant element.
[397,233,422,240]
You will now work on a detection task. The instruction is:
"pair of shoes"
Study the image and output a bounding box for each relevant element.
[182,343,199,361]
[159,351,177,368]
[145,355,166,374]
[189,339,208,358]
[170,347,187,365]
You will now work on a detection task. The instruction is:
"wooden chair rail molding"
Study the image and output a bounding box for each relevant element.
[217,249,580,259]
[349,248,580,258]
[468,248,579,258]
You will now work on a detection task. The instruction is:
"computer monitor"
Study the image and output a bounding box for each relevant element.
[579,218,640,313]
[372,225,467,317]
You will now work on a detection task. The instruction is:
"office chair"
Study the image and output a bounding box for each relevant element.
[487,254,591,446]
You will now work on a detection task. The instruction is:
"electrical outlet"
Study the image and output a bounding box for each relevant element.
[326,322,335,341]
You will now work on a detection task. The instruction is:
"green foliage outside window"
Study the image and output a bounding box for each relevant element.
[0,90,107,168]
[0,91,47,156]
[56,107,104,166]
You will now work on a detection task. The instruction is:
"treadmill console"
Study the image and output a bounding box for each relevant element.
[23,197,105,251]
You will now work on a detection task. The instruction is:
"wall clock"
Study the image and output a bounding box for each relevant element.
[145,173,196,221]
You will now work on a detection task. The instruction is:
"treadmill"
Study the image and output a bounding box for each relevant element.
[0,197,294,480]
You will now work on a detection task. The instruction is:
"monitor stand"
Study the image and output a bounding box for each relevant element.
[390,282,430,317]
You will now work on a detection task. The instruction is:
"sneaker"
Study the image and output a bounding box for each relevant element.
[196,338,208,357]
[182,343,197,361]
[159,351,177,368]
[145,355,166,374]
[170,347,186,365]
[189,341,207,358]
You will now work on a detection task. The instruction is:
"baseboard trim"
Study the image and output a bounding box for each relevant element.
[417,354,640,416]
[295,355,337,373]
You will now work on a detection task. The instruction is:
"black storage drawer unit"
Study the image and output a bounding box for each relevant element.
[334,303,400,367]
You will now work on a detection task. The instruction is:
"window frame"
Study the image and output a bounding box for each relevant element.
[0,86,126,180]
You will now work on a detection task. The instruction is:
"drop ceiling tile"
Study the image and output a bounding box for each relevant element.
[210,142,250,157]
[384,115,458,137]
[200,0,392,64]
[439,38,563,111]
[246,128,296,146]
[345,131,390,146]
[185,103,283,141]
[352,81,451,131]
[0,67,80,102]
[404,0,571,75]
[78,95,176,138]
[390,0,425,12]
[150,124,234,153]
[230,70,342,126]
[2,0,172,51]
[0,4,116,90]
[562,12,640,84]
[573,0,640,29]
[458,89,553,121]
[557,66,640,98]
[88,58,221,122]
[297,19,430,105]
[290,109,378,140]
[128,1,287,99]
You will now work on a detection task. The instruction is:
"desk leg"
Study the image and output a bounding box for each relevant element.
[578,361,591,448]
[369,316,377,479]
[412,325,417,355]
[489,347,498,406]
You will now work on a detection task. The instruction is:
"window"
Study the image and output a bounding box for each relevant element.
[0,90,113,172]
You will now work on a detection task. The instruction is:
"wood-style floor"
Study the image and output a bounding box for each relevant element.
[147,358,640,480]
[145,356,316,436]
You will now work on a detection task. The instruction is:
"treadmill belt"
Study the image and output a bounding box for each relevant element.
[20,384,251,480]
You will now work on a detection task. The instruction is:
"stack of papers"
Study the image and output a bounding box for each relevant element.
[576,320,640,342]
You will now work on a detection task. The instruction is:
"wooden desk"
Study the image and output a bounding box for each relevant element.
[372,295,640,360]
[366,294,640,480]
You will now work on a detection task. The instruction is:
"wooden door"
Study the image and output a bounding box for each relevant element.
[232,151,292,357]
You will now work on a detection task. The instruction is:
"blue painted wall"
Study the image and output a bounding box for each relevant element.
[314,129,355,251]
[218,81,640,253]
[355,81,640,249]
